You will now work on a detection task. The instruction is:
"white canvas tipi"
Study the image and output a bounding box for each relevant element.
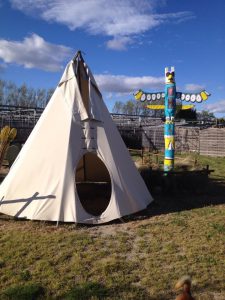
[0,52,153,224]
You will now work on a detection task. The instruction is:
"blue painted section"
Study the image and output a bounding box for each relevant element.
[164,123,175,136]
[165,149,174,159]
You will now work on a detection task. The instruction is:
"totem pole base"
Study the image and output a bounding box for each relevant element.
[164,158,174,173]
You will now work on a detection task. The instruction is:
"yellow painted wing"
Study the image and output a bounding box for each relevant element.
[180,105,194,110]
[200,90,210,101]
[146,105,165,110]
[134,90,143,100]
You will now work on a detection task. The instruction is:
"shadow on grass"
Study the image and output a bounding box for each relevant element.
[1,283,45,300]
[59,282,155,300]
[130,168,225,220]
[0,169,224,227]
[60,282,108,300]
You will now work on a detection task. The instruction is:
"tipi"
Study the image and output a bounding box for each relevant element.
[0,52,153,224]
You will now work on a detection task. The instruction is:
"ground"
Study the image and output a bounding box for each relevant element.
[0,154,225,299]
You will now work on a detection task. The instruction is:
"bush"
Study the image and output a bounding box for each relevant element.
[2,283,44,300]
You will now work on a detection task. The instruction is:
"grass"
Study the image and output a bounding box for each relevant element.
[131,150,225,178]
[0,154,225,299]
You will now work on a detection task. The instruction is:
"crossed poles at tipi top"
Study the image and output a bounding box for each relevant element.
[134,67,211,172]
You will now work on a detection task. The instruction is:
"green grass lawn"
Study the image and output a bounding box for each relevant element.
[0,154,225,299]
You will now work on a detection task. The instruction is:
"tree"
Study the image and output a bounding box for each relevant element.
[36,88,47,107]
[112,99,165,116]
[0,79,55,108]
[197,110,215,120]
[141,104,152,116]
[133,100,144,115]
[216,117,225,127]
[45,88,54,106]
[27,87,37,107]
[5,81,18,106]
[112,101,124,114]
[176,108,197,120]
[122,100,135,115]
[0,80,5,105]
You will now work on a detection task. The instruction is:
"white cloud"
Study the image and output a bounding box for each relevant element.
[185,83,205,92]
[0,34,73,72]
[95,74,164,93]
[204,100,225,114]
[10,0,194,50]
[106,37,133,51]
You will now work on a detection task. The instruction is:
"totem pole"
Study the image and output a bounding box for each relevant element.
[134,67,211,172]
[164,67,176,171]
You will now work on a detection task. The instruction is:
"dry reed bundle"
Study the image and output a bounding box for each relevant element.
[0,126,17,169]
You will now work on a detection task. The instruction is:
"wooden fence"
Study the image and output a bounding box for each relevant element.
[121,126,225,157]
[199,128,225,156]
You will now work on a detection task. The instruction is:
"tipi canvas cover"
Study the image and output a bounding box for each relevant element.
[0,52,153,224]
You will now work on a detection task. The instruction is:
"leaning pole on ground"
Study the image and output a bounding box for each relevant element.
[134,66,211,172]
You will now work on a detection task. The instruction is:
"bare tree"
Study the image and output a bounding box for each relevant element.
[112,101,124,114]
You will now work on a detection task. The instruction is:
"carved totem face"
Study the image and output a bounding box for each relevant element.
[165,71,175,84]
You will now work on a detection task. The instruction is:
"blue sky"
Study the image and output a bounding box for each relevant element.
[0,0,224,115]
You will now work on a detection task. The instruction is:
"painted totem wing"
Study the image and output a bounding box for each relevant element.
[177,104,195,110]
[176,90,211,103]
[146,105,165,110]
[134,90,165,102]
[146,104,193,111]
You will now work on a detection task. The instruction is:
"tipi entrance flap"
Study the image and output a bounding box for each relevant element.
[75,152,112,217]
